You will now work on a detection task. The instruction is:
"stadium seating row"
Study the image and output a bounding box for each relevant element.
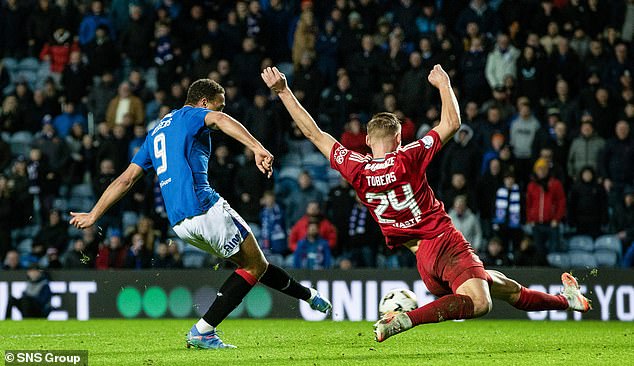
[547,235,623,268]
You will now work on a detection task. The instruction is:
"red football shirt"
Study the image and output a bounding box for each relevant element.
[330,130,453,249]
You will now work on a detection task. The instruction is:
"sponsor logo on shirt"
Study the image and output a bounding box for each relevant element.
[334,145,348,165]
[422,135,434,149]
[223,233,242,254]
[159,177,172,188]
[364,157,395,171]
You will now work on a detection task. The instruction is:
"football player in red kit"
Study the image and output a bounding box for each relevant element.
[262,65,591,342]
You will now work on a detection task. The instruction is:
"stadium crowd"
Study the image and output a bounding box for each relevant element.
[0,0,633,271]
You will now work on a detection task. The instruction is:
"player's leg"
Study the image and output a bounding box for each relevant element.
[488,270,591,312]
[222,202,331,313]
[258,263,332,313]
[188,233,267,349]
[375,232,491,342]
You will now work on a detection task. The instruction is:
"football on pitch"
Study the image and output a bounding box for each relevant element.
[379,288,419,317]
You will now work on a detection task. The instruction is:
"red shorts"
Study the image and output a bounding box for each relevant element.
[416,227,491,297]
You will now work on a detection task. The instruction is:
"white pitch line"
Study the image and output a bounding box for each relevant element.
[0,333,96,339]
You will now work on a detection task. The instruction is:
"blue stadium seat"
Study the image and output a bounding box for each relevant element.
[181,249,209,268]
[546,252,570,268]
[279,153,302,168]
[70,183,94,199]
[594,235,622,258]
[568,251,598,268]
[302,152,329,167]
[121,211,139,231]
[278,166,302,180]
[568,235,594,252]
[9,131,34,157]
[594,250,618,267]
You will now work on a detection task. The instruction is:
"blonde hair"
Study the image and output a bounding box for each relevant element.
[367,112,401,138]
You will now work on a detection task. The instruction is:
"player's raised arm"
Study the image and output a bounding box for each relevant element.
[429,65,461,144]
[70,163,145,229]
[261,67,337,159]
[204,112,274,178]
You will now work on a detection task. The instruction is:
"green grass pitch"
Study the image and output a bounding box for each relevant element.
[1,319,632,365]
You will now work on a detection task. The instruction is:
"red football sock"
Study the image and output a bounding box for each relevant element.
[406,294,475,326]
[512,287,568,311]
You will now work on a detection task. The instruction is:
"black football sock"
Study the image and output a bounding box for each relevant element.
[203,269,256,328]
[259,264,311,301]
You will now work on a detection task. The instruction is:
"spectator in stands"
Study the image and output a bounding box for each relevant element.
[513,235,547,267]
[85,25,119,77]
[315,18,340,86]
[480,236,511,267]
[485,33,520,91]
[441,124,480,190]
[125,232,152,269]
[105,81,144,127]
[27,0,56,57]
[0,95,22,134]
[492,169,523,253]
[588,87,618,139]
[292,51,322,114]
[0,0,28,58]
[516,45,546,105]
[568,167,608,238]
[449,195,482,252]
[119,3,153,69]
[62,238,88,269]
[547,79,579,128]
[476,157,503,239]
[604,43,633,95]
[285,171,324,227]
[599,120,634,209]
[455,0,500,38]
[288,201,337,253]
[79,0,114,47]
[43,247,62,269]
[0,174,12,260]
[3,250,21,270]
[509,97,541,184]
[293,220,332,270]
[8,158,33,228]
[234,147,272,223]
[39,28,79,75]
[343,194,382,268]
[52,102,86,139]
[87,72,117,124]
[480,132,505,175]
[33,209,68,252]
[398,52,429,122]
[611,186,634,265]
[341,114,368,154]
[441,172,475,213]
[95,229,127,269]
[292,8,317,70]
[61,50,91,104]
[259,190,287,259]
[567,120,605,179]
[461,36,490,104]
[152,242,179,269]
[5,264,51,318]
[526,158,566,255]
[25,90,53,134]
[207,144,236,203]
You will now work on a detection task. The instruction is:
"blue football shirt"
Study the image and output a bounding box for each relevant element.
[131,106,220,226]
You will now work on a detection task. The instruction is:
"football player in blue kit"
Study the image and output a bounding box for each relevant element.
[70,79,332,349]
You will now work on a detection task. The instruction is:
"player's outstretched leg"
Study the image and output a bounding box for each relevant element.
[259,264,332,314]
[487,270,592,313]
[374,278,490,342]
[187,235,267,349]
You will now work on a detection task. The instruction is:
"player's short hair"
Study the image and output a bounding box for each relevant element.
[185,79,225,105]
[367,112,401,138]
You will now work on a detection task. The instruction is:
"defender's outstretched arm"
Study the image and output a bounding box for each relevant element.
[70,163,145,229]
[205,112,274,177]
[261,67,337,159]
[428,65,461,144]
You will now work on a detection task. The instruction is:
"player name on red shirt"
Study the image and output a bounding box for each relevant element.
[330,130,454,249]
